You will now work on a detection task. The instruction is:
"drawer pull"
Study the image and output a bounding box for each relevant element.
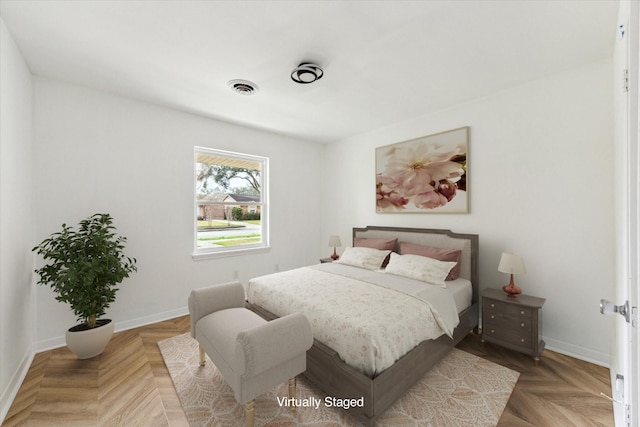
[491,315,495,319]
[490,329,495,334]
[520,338,525,342]
[520,322,525,327]
[491,303,495,308]
[520,310,525,315]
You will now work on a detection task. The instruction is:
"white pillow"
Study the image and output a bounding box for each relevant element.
[384,252,457,287]
[336,247,391,270]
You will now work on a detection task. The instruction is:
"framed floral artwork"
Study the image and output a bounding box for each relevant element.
[376,127,468,213]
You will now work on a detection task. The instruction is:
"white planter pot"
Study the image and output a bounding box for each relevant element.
[65,319,115,359]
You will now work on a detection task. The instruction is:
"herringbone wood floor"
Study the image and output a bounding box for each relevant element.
[3,316,613,427]
[458,333,614,427]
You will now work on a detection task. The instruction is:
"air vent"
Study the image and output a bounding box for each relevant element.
[228,79,259,95]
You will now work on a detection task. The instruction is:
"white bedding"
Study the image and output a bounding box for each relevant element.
[247,263,466,376]
[445,277,473,313]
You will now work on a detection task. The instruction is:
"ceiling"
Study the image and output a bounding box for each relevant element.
[0,0,619,144]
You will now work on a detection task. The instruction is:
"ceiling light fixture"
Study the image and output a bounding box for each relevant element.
[290,62,323,84]
[228,79,259,95]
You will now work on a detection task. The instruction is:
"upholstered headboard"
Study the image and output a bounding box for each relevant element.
[353,226,479,304]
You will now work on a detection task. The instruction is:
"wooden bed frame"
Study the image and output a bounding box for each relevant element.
[247,226,479,426]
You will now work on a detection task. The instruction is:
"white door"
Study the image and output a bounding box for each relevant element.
[606,2,639,427]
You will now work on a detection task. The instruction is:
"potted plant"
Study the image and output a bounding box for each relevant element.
[32,213,137,359]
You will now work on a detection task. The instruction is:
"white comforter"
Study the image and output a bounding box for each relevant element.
[247,263,459,376]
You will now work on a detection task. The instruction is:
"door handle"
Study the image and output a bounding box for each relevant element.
[600,299,630,323]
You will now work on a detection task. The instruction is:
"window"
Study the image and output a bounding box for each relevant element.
[194,147,268,259]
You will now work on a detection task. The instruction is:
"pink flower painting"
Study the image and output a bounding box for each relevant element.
[376,127,468,213]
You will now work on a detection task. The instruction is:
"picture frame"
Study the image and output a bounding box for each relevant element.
[376,126,468,213]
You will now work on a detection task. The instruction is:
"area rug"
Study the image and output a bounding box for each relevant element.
[158,333,519,427]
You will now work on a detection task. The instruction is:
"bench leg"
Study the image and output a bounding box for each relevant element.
[245,400,255,427]
[288,377,296,412]
[199,345,206,367]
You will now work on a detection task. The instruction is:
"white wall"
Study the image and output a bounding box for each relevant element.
[0,18,36,422]
[322,59,615,365]
[32,77,323,348]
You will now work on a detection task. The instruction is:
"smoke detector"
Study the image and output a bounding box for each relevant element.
[228,79,259,95]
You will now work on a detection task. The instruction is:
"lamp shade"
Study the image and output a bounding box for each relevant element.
[498,252,526,275]
[328,235,342,247]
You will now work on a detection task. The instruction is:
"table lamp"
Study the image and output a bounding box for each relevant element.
[328,235,342,260]
[498,252,526,297]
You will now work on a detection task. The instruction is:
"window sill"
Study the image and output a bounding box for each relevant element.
[192,246,271,261]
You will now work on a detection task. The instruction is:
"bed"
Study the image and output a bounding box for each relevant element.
[246,226,479,426]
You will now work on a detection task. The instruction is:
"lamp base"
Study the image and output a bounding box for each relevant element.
[502,283,522,298]
[330,253,339,260]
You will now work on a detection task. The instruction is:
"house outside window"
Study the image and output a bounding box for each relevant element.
[194,147,268,259]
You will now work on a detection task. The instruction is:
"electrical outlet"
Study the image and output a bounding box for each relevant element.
[233,270,239,279]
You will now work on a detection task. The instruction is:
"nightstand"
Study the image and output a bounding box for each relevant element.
[320,257,334,263]
[481,288,545,365]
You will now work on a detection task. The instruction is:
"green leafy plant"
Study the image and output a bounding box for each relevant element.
[32,213,137,329]
[231,206,244,221]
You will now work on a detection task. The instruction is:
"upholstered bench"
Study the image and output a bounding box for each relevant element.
[188,281,313,427]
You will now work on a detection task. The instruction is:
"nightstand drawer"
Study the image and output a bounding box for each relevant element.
[483,319,533,348]
[483,299,533,321]
[483,315,534,332]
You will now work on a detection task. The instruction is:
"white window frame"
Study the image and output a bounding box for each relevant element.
[193,147,269,260]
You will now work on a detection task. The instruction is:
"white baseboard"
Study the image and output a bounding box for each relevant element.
[0,345,35,425]
[543,336,611,368]
[37,335,66,352]
[114,306,189,333]
[36,306,189,353]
